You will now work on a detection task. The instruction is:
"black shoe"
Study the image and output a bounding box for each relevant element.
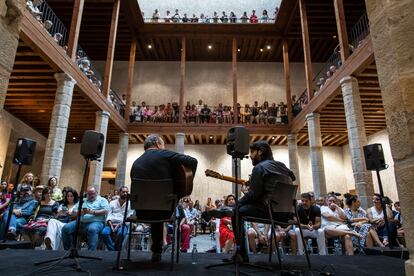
[151,252,162,262]
[180,249,188,253]
[208,207,233,218]
[222,253,249,263]
[7,229,17,240]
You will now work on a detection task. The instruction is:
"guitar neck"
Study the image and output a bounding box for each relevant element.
[214,175,247,186]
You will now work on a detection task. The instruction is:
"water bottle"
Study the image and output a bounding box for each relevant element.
[307,239,313,253]
[278,241,284,260]
[334,239,341,255]
[191,244,198,264]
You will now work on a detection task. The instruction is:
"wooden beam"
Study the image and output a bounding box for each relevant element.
[125,38,136,120]
[276,0,299,35]
[333,0,350,62]
[67,0,85,61]
[221,135,226,144]
[232,36,238,124]
[102,0,120,98]
[190,134,195,144]
[299,0,314,100]
[282,40,293,126]
[178,37,186,124]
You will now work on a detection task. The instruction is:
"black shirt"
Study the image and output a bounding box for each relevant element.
[297,205,321,225]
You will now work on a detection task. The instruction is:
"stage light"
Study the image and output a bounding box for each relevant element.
[266,45,271,50]
[209,136,213,139]
[333,35,337,39]
[72,137,76,140]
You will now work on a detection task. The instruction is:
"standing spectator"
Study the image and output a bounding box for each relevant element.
[212,11,219,23]
[61,186,110,251]
[240,104,251,123]
[229,12,237,23]
[130,101,140,122]
[101,186,134,251]
[182,13,189,23]
[191,13,198,23]
[220,11,228,23]
[274,7,279,21]
[240,11,248,23]
[250,101,259,124]
[152,9,160,22]
[261,10,269,23]
[165,10,171,22]
[249,10,258,23]
[200,104,211,123]
[172,9,181,22]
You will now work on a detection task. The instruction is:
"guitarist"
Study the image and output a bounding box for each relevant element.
[210,140,295,263]
[130,134,198,262]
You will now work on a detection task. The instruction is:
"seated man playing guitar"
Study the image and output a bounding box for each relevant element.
[130,134,198,262]
[207,140,296,263]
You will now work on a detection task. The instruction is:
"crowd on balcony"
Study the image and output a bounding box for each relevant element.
[147,7,279,23]
[129,99,288,125]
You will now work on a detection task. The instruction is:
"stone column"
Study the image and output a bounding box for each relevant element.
[115,133,129,189]
[340,76,374,208]
[365,0,414,273]
[88,111,110,192]
[0,0,24,113]
[40,73,76,185]
[306,113,327,197]
[175,133,185,154]
[288,134,301,196]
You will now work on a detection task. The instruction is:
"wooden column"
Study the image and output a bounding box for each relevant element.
[232,36,238,124]
[125,38,136,121]
[283,40,293,125]
[299,0,314,100]
[178,37,186,124]
[67,0,85,61]
[334,0,350,62]
[102,0,120,98]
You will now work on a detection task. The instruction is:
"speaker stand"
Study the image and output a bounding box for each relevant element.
[2,162,22,242]
[32,158,102,274]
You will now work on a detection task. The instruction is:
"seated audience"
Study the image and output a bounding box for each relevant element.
[185,201,199,236]
[249,10,258,23]
[247,222,269,254]
[17,172,34,197]
[293,193,326,255]
[219,194,236,253]
[102,186,134,251]
[367,194,399,247]
[62,186,110,251]
[22,187,59,246]
[44,187,78,250]
[343,193,384,248]
[321,195,361,255]
[1,187,38,239]
[48,176,63,202]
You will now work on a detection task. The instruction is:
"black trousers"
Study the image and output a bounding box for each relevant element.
[231,203,292,255]
[134,210,172,253]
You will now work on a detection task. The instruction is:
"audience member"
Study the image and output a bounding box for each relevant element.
[47,176,63,202]
[249,10,258,23]
[219,194,236,253]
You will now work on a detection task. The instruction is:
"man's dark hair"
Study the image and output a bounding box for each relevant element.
[301,192,312,200]
[249,140,273,161]
[144,134,162,150]
[119,185,129,192]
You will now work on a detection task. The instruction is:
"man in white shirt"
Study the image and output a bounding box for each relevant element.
[101,186,134,251]
[184,201,199,236]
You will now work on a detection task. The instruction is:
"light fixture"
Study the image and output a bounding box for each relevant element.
[209,135,213,139]
[271,136,276,140]
[38,109,46,113]
[72,137,76,140]
[208,45,212,50]
[266,45,271,50]
[237,48,241,52]
[333,35,337,38]
[260,48,263,52]
[148,44,152,49]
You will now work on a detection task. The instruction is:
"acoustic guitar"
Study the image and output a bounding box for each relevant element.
[174,164,194,199]
[205,169,249,186]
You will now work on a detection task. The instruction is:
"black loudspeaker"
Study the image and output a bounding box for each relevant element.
[80,130,105,160]
[363,143,386,171]
[226,126,250,159]
[13,138,36,165]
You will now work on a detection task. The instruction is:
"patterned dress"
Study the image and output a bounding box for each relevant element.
[344,207,371,247]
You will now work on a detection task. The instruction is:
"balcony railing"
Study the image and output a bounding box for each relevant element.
[143,16,277,24]
[76,46,103,93]
[26,0,68,47]
[109,90,126,117]
[292,12,371,117]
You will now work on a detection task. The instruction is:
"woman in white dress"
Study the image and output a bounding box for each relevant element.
[44,188,78,250]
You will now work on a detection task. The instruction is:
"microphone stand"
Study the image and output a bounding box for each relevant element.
[33,157,102,273]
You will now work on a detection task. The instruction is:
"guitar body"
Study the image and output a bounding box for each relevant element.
[174,165,194,199]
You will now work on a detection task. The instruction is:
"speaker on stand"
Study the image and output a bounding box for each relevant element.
[1,138,36,247]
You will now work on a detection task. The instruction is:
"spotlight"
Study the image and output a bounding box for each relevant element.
[266,45,271,50]
[209,136,213,139]
[260,48,263,52]
[148,45,152,49]
[208,45,212,50]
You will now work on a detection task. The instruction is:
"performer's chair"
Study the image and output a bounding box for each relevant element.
[127,178,180,270]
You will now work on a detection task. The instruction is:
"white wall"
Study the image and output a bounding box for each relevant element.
[61,143,351,203]
[95,61,323,107]
[342,129,398,201]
